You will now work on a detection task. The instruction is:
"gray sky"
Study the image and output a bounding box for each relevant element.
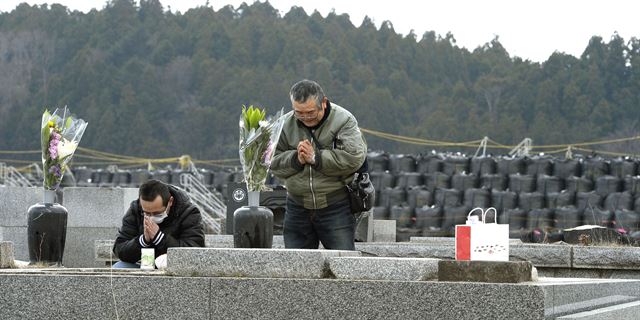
[1,0,637,62]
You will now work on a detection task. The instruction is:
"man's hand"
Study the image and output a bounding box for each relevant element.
[143,215,160,242]
[297,139,315,165]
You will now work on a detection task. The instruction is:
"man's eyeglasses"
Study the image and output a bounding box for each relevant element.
[293,109,320,120]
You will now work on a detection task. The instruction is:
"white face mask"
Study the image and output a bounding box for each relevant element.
[145,203,170,224]
[150,212,168,224]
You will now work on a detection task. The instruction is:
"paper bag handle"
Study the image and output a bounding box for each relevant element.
[467,207,484,220]
[482,207,498,224]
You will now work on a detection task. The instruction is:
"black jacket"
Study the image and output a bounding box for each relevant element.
[113,185,205,263]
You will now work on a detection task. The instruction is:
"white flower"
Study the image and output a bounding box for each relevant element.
[259,120,269,127]
[57,138,78,159]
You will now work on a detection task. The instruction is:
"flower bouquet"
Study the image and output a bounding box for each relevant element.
[41,107,88,191]
[238,105,285,192]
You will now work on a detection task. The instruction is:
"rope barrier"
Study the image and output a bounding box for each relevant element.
[1,130,639,163]
[0,150,40,154]
[572,147,640,158]
[361,128,640,151]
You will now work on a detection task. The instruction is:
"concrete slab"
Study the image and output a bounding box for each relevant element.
[438,260,534,283]
[1,270,639,319]
[356,242,455,259]
[0,187,42,226]
[572,246,640,270]
[166,247,360,278]
[207,277,545,319]
[0,272,209,319]
[63,187,137,227]
[328,256,439,281]
[62,227,118,267]
[510,243,573,268]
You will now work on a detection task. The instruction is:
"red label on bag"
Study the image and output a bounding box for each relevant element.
[455,225,471,260]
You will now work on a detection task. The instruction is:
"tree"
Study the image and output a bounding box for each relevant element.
[0,1,636,161]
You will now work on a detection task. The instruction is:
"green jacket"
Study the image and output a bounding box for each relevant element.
[271,102,367,209]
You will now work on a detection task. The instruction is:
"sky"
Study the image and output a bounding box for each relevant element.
[0,0,638,63]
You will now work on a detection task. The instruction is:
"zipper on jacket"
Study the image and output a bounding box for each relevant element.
[309,165,317,209]
[309,134,317,209]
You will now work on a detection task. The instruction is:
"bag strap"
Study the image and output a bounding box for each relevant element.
[467,207,484,220]
[482,207,498,224]
[307,127,368,185]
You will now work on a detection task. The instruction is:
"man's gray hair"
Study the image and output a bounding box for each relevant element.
[289,79,325,110]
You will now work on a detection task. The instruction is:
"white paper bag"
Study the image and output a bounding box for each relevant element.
[455,207,509,261]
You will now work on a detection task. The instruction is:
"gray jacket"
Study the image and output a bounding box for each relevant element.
[271,102,367,209]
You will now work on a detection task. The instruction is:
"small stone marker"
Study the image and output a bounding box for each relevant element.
[373,220,396,242]
[0,241,15,268]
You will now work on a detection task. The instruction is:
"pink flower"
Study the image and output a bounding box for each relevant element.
[48,131,61,160]
[262,141,274,166]
[49,143,58,159]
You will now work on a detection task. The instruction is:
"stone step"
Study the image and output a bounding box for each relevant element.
[548,294,639,319]
[328,256,439,281]
[557,300,640,319]
[166,248,360,279]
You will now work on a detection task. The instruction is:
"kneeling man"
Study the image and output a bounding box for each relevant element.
[113,179,205,268]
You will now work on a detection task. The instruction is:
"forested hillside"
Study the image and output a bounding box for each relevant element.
[1,0,638,161]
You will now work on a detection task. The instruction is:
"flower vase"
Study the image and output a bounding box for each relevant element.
[233,191,273,248]
[27,189,68,266]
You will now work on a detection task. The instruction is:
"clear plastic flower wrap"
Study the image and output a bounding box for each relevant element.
[41,107,88,190]
[239,105,285,192]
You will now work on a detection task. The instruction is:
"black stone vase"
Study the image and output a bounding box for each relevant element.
[27,190,68,266]
[233,191,273,248]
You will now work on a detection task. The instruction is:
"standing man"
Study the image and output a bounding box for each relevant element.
[271,79,367,250]
[113,179,205,268]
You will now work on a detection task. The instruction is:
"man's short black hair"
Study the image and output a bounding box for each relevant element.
[289,79,325,109]
[139,179,171,206]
